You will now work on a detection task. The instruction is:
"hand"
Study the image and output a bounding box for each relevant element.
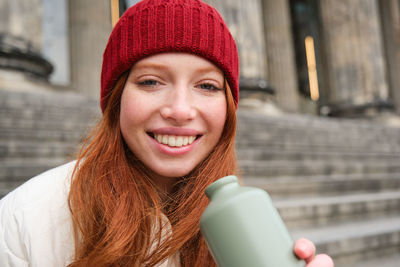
[294,238,334,267]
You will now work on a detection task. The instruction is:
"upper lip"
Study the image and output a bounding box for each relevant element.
[149,127,202,136]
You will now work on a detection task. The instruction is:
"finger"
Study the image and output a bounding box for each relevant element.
[294,238,316,263]
[306,254,334,267]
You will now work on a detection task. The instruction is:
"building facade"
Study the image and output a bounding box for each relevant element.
[1,0,400,119]
[2,1,400,265]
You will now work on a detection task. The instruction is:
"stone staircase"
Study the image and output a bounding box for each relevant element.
[1,89,400,266]
[0,89,100,197]
[237,110,400,266]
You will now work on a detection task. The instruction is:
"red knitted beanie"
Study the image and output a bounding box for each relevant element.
[100,0,239,112]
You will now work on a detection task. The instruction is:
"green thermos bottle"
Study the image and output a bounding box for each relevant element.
[200,176,305,267]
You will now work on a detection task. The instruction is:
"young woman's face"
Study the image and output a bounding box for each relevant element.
[120,53,227,186]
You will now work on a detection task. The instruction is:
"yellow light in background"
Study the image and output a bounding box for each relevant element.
[111,0,120,28]
[305,36,320,101]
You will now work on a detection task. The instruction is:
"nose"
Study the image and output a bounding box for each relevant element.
[160,86,196,123]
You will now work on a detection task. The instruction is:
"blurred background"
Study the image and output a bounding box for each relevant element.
[1,0,400,266]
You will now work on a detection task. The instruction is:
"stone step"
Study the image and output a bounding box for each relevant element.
[274,191,400,228]
[0,106,98,121]
[239,159,400,177]
[236,147,400,161]
[236,137,400,154]
[237,111,398,132]
[242,173,400,197]
[0,158,70,182]
[0,90,99,132]
[290,216,400,266]
[237,127,400,142]
[0,127,88,142]
[236,119,400,135]
[237,131,400,146]
[341,254,400,267]
[0,117,96,131]
[0,90,99,110]
[237,114,400,150]
[0,140,79,159]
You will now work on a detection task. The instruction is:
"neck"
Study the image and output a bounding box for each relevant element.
[151,174,179,203]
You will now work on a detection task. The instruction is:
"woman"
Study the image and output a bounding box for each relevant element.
[0,0,333,266]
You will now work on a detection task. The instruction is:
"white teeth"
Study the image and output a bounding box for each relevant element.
[176,136,183,147]
[168,136,176,146]
[153,134,197,147]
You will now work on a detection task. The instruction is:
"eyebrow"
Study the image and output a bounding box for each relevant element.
[133,62,222,75]
[132,62,169,71]
[195,66,223,76]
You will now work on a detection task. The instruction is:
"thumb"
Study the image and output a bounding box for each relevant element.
[306,254,334,267]
[294,238,316,263]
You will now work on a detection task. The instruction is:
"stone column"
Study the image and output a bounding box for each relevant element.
[205,0,270,91]
[0,0,54,91]
[262,0,300,112]
[379,0,400,114]
[68,0,112,98]
[319,0,389,114]
[0,0,43,50]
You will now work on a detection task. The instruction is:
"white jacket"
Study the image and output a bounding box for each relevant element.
[0,161,180,267]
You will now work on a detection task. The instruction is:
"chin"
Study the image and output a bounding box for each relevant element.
[160,170,192,178]
[155,166,196,178]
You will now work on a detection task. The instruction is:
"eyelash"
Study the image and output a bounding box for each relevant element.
[136,79,222,91]
[137,79,159,87]
[198,83,222,91]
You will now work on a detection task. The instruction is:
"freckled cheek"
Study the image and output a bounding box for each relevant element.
[120,97,144,133]
[119,103,144,154]
[207,103,227,137]
[215,113,227,135]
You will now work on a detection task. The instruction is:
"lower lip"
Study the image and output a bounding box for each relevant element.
[148,135,199,156]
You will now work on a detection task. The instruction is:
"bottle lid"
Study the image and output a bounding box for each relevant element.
[205,175,238,199]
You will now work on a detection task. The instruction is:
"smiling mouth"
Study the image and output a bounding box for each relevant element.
[147,133,201,147]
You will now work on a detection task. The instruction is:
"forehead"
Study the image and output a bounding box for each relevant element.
[132,52,223,75]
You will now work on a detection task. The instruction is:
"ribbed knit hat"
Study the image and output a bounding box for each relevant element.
[100,0,239,112]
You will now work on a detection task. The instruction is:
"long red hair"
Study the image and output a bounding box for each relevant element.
[67,71,238,266]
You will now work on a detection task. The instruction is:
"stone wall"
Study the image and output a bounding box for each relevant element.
[0,0,43,51]
[68,0,112,98]
[379,0,400,114]
[319,0,389,107]
[262,0,300,112]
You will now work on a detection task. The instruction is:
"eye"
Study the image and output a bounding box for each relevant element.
[198,83,222,91]
[137,79,159,87]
